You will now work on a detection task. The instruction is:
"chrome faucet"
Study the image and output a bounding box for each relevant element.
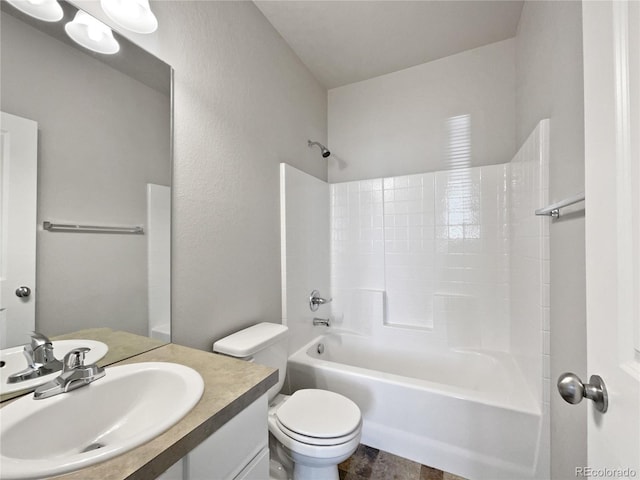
[313,317,331,327]
[7,332,63,384]
[34,347,105,400]
[309,290,332,312]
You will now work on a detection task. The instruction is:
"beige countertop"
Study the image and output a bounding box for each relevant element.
[40,343,278,479]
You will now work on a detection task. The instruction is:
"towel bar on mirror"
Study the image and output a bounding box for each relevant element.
[43,222,144,234]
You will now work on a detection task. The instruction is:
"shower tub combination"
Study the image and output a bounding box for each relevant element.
[287,331,543,480]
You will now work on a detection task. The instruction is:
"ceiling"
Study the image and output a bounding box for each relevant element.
[254,1,524,89]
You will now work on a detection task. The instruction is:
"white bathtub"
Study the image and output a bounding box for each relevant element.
[287,332,543,480]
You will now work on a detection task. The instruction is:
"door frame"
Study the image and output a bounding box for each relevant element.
[583,0,640,471]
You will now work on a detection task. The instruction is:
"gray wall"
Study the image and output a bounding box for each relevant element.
[515,2,587,479]
[1,13,170,337]
[327,39,516,182]
[70,1,328,350]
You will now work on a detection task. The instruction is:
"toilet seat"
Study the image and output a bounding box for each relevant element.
[275,389,361,442]
[268,390,363,458]
[268,415,362,461]
[275,417,361,446]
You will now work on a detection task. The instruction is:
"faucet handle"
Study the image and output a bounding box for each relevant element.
[309,290,332,312]
[63,347,90,372]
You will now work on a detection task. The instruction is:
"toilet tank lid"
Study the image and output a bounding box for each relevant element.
[213,322,288,358]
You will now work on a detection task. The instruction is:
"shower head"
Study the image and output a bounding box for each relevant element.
[308,140,331,158]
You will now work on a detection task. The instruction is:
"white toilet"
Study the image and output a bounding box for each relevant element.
[213,322,362,480]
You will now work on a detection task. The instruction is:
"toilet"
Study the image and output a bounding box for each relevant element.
[213,322,362,480]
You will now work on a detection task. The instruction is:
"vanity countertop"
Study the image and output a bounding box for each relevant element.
[50,343,277,480]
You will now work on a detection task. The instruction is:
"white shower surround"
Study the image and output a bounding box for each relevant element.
[280,120,550,479]
[330,163,511,351]
[147,184,171,342]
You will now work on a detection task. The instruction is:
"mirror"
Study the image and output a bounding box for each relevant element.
[0,1,172,348]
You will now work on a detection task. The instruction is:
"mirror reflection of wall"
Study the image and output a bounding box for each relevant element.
[0,3,172,345]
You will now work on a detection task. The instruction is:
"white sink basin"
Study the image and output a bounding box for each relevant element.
[0,362,204,480]
[0,340,109,395]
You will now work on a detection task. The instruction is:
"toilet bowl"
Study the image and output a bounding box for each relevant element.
[213,323,362,480]
[268,392,362,480]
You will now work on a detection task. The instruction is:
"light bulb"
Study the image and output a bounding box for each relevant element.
[65,11,120,55]
[6,0,63,22]
[100,0,158,34]
[121,1,142,19]
[86,24,103,42]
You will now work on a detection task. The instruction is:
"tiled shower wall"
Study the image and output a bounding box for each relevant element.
[330,164,511,351]
[510,120,551,479]
[510,119,550,406]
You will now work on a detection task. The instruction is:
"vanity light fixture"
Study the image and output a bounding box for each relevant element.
[6,0,63,22]
[65,11,120,55]
[100,0,158,34]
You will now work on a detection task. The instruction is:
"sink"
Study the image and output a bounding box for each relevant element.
[0,340,109,395]
[0,362,204,480]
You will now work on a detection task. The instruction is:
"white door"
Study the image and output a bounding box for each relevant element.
[0,112,38,348]
[583,0,640,474]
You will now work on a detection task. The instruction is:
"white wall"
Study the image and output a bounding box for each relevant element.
[515,3,586,478]
[280,164,330,354]
[328,39,516,183]
[69,1,329,350]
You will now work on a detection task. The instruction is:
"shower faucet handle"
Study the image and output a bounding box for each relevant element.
[309,290,332,312]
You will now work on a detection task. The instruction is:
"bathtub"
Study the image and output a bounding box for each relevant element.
[287,331,543,480]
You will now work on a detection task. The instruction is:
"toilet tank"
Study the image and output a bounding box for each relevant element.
[213,322,288,401]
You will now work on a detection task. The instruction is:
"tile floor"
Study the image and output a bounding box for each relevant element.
[339,445,467,480]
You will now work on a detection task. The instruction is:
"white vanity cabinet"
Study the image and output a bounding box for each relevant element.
[159,394,269,480]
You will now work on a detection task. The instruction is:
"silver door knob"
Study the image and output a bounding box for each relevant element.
[15,286,31,298]
[557,372,608,413]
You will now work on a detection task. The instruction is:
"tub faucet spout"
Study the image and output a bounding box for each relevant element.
[313,317,331,327]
